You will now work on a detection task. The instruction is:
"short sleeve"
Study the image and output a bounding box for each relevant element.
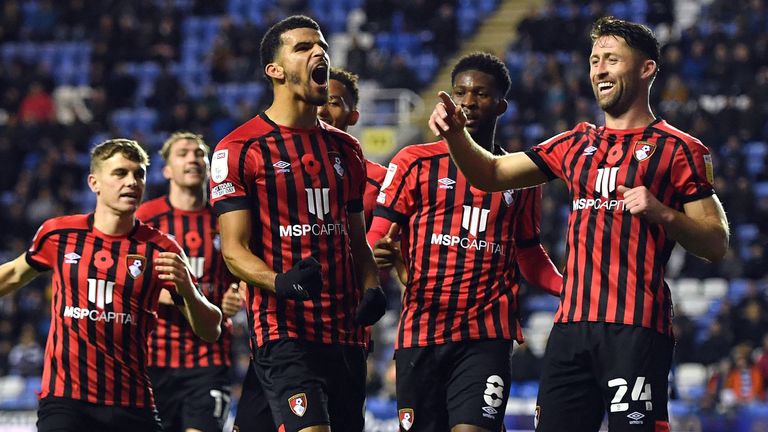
[25,220,57,271]
[210,139,259,215]
[512,186,542,248]
[372,148,418,225]
[671,139,715,203]
[525,127,583,181]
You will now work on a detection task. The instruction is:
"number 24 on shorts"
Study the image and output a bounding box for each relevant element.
[608,377,652,412]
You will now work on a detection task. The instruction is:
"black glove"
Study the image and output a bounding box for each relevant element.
[354,286,387,326]
[274,257,323,300]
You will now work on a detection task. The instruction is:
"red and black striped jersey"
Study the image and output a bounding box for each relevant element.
[136,196,234,369]
[363,160,387,229]
[25,213,184,408]
[526,119,716,336]
[374,140,541,349]
[209,114,367,348]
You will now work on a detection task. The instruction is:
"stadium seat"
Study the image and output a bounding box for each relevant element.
[728,279,751,303]
[754,182,768,199]
[0,376,24,405]
[366,396,397,419]
[673,278,701,298]
[702,278,728,300]
[678,296,709,318]
[675,363,707,401]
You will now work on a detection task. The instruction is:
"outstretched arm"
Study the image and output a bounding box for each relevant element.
[0,254,40,297]
[428,91,548,191]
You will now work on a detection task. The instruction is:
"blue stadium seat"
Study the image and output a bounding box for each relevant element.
[134,108,159,135]
[525,294,559,312]
[754,182,768,199]
[728,279,750,303]
[366,396,397,419]
[111,109,134,136]
[517,381,539,398]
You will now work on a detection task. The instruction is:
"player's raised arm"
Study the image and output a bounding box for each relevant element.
[429,91,547,191]
[0,254,41,297]
[155,251,222,342]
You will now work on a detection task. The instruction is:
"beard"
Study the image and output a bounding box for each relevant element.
[285,71,328,106]
[595,81,636,117]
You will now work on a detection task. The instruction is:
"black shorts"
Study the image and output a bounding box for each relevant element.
[37,396,163,432]
[395,339,513,432]
[233,360,276,432]
[253,339,366,432]
[535,322,674,432]
[148,365,231,432]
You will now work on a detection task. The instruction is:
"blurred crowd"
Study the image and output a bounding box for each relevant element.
[0,0,766,418]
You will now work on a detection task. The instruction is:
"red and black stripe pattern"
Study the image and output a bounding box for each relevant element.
[210,114,367,348]
[25,214,184,408]
[526,119,715,335]
[374,141,540,349]
[136,196,234,369]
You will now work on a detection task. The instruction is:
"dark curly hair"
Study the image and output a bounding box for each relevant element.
[329,68,360,109]
[451,52,512,98]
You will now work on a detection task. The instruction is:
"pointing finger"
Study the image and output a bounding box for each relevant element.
[438,91,455,115]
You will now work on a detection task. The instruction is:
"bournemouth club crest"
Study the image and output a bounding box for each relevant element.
[399,408,414,431]
[288,393,308,417]
[633,140,656,162]
[126,255,146,279]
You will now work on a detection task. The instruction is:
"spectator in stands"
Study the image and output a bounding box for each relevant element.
[725,344,766,403]
[734,299,768,347]
[697,319,734,366]
[702,357,732,412]
[742,240,768,280]
[673,308,697,364]
[19,82,55,124]
[7,323,43,377]
[756,334,768,389]
[509,343,542,382]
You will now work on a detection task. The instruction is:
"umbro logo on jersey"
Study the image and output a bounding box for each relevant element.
[64,252,81,264]
[306,188,331,220]
[438,177,455,189]
[595,167,620,198]
[462,206,490,237]
[583,145,597,155]
[273,160,291,173]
